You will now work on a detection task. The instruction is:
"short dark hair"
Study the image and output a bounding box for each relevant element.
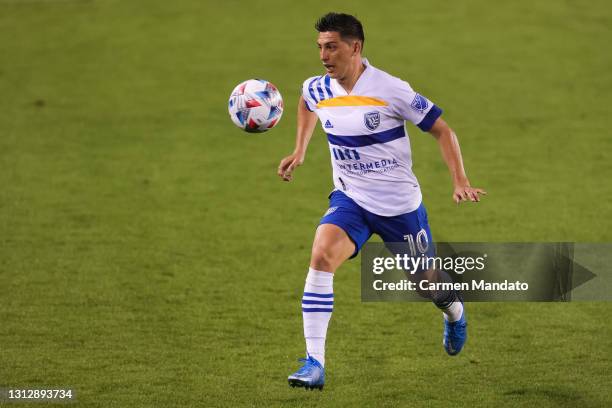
[315,12,365,48]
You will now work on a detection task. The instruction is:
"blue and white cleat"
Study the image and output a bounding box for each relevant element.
[443,311,467,356]
[288,355,325,390]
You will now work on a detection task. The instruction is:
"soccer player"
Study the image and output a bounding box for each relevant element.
[278,12,486,390]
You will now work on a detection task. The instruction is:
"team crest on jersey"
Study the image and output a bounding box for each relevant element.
[364,111,380,131]
[410,94,429,113]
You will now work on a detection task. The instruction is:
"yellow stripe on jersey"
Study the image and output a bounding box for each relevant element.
[316,96,389,108]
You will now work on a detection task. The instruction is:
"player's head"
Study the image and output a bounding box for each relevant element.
[315,12,365,80]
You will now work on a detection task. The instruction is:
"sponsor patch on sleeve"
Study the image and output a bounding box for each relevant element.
[410,94,429,113]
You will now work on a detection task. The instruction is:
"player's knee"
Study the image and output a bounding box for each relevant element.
[310,245,339,272]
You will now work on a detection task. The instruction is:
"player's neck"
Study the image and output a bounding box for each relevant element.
[338,61,366,94]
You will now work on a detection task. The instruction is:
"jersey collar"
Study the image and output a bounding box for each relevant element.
[330,57,371,96]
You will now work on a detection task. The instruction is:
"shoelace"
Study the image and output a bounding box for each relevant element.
[295,358,316,375]
[446,320,466,341]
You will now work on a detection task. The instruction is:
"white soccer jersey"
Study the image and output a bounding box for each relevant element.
[301,58,443,216]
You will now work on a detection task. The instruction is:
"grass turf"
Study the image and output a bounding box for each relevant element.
[1,0,611,406]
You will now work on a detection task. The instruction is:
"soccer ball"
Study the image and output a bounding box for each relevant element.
[228,79,284,133]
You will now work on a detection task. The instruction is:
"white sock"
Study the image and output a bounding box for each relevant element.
[442,301,464,322]
[302,267,334,367]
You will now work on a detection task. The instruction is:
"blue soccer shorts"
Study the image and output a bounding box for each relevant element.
[319,190,435,259]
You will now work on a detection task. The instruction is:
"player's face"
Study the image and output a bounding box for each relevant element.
[317,31,359,80]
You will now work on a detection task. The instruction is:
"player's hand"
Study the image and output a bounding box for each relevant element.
[277,151,305,181]
[453,184,486,204]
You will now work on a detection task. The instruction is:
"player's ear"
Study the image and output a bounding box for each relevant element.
[352,40,362,55]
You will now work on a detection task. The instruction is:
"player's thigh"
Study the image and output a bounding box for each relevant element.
[310,224,356,272]
[311,190,372,272]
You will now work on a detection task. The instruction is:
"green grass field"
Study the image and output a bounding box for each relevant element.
[1,0,611,406]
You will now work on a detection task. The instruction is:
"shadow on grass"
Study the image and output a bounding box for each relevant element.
[504,385,587,407]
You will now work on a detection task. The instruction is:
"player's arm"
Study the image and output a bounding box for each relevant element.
[277,96,318,181]
[428,117,486,204]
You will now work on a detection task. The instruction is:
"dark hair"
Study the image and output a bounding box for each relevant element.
[315,12,365,48]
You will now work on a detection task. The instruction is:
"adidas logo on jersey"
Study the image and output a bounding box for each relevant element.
[324,206,338,216]
[324,120,333,129]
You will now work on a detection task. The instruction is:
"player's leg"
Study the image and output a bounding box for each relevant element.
[301,223,355,366]
[370,202,467,355]
[310,223,356,272]
[418,267,466,355]
[289,191,371,390]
